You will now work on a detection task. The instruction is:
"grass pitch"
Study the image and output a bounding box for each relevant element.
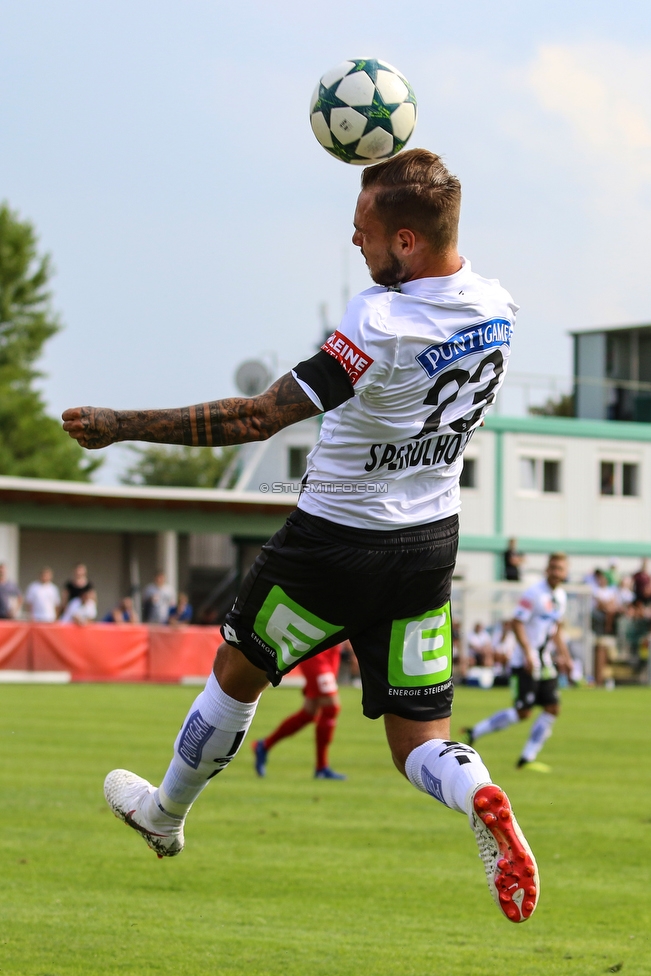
[1,682,650,976]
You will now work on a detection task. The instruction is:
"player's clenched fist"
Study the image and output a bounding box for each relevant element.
[62,406,119,449]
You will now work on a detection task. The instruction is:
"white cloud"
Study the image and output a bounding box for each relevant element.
[417,41,651,369]
[527,42,651,190]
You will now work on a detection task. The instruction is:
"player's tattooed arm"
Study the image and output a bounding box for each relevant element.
[61,373,321,450]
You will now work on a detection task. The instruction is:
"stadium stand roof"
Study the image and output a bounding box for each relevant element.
[0,476,297,536]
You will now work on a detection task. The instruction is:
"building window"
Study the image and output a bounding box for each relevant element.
[519,457,561,493]
[460,457,477,488]
[543,460,560,493]
[600,461,615,495]
[623,463,639,496]
[519,457,537,491]
[600,460,640,497]
[288,446,310,480]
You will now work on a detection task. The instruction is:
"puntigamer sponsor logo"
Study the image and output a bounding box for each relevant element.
[364,430,473,472]
[416,319,513,378]
[321,330,374,385]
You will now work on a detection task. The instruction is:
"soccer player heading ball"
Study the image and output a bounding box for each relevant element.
[63,149,538,924]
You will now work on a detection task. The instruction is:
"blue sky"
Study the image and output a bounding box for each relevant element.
[1,1,650,479]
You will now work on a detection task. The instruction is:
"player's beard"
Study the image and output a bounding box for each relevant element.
[367,247,407,287]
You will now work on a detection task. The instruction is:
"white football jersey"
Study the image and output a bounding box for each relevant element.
[293,258,517,528]
[511,578,567,679]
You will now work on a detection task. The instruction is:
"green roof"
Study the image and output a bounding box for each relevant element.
[459,534,651,557]
[483,414,651,442]
[571,322,651,336]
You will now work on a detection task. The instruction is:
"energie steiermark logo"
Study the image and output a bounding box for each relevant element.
[388,603,452,687]
[253,586,341,670]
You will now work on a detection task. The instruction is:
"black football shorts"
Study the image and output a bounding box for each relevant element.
[510,668,559,711]
[222,508,458,721]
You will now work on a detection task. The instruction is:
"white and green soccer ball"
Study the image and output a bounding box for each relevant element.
[310,59,417,165]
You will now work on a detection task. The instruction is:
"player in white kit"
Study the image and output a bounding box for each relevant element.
[463,553,572,770]
[63,149,539,923]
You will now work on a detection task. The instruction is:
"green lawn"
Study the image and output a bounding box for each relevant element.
[0,682,649,976]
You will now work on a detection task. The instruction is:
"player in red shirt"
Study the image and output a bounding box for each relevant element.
[252,644,346,779]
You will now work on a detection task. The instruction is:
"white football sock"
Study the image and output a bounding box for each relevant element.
[405,738,492,816]
[157,673,259,817]
[520,711,556,763]
[472,707,519,740]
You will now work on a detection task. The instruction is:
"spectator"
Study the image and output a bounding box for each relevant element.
[60,588,97,625]
[503,538,524,581]
[0,563,22,619]
[103,597,139,624]
[590,569,619,635]
[588,567,608,598]
[582,567,598,590]
[633,559,651,605]
[467,622,494,667]
[493,619,516,668]
[24,567,61,622]
[590,570,639,686]
[613,575,635,612]
[452,617,464,677]
[142,570,175,624]
[604,559,620,587]
[61,563,94,612]
[619,597,651,676]
[168,592,193,625]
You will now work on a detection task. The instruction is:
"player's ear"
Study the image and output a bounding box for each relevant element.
[396,227,416,254]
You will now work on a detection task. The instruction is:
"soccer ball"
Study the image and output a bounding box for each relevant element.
[310,59,417,165]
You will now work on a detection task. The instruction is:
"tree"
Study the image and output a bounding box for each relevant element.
[529,393,574,417]
[121,444,238,488]
[0,203,100,479]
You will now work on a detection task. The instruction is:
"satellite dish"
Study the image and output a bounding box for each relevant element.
[235,360,272,397]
